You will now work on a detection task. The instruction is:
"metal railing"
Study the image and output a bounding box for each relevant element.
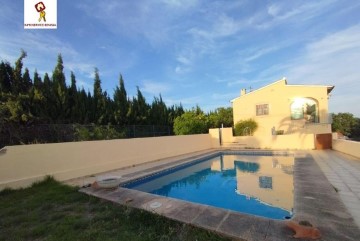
[0,124,172,147]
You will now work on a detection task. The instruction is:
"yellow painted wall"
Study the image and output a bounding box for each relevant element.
[210,154,294,212]
[232,79,332,137]
[219,127,315,149]
[209,128,221,147]
[332,139,360,159]
[0,134,216,190]
[235,155,294,212]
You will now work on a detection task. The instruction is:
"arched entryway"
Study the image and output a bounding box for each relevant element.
[290,97,319,123]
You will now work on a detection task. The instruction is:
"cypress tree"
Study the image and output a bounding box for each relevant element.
[150,95,168,125]
[13,50,27,95]
[129,87,149,125]
[68,71,78,122]
[52,54,68,122]
[22,68,32,93]
[113,74,129,126]
[30,70,44,120]
[0,61,13,93]
[93,68,106,124]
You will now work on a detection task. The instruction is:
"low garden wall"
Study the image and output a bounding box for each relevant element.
[332,139,360,158]
[210,127,315,150]
[0,134,218,190]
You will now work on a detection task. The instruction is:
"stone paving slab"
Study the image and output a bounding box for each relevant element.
[311,150,360,228]
[79,150,360,240]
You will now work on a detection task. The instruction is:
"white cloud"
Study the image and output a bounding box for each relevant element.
[284,24,360,116]
[287,25,360,84]
[244,46,280,62]
[188,14,244,40]
[164,95,201,108]
[162,0,199,9]
[176,56,191,65]
[141,80,170,96]
[256,1,337,29]
[175,66,190,74]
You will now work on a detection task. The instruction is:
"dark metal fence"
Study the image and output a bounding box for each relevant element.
[0,124,172,147]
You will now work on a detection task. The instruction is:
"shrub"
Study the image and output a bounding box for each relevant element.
[276,130,284,135]
[173,110,209,135]
[234,119,258,136]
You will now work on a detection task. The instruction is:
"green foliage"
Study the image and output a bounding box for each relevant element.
[12,49,27,94]
[207,107,233,128]
[0,61,13,93]
[74,125,126,141]
[0,50,234,145]
[173,106,233,135]
[113,74,129,126]
[173,107,209,135]
[332,113,358,137]
[128,87,150,125]
[234,119,258,136]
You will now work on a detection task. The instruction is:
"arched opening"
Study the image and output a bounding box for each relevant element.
[290,98,319,123]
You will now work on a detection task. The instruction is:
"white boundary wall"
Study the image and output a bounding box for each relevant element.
[332,139,360,159]
[0,134,218,190]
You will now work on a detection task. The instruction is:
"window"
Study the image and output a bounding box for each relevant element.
[256,104,269,116]
[259,176,273,189]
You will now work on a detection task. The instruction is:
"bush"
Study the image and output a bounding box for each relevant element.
[173,110,209,135]
[276,130,284,135]
[234,119,258,136]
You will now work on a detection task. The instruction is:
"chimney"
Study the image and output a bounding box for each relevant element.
[240,89,246,96]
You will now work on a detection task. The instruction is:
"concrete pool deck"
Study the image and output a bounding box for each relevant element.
[74,150,360,241]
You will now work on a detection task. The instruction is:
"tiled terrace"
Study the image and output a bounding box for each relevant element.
[311,150,360,228]
[69,149,360,241]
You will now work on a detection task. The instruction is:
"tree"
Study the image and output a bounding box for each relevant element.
[128,87,149,125]
[168,104,184,130]
[208,107,233,128]
[28,70,44,119]
[173,107,209,135]
[234,119,258,136]
[352,118,360,139]
[68,71,78,122]
[113,74,129,126]
[150,95,168,126]
[92,68,106,124]
[0,61,13,93]
[332,113,357,137]
[12,50,27,94]
[22,68,32,93]
[41,72,55,122]
[52,54,68,122]
[33,70,42,89]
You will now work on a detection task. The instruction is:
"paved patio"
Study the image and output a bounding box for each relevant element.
[311,150,360,228]
[72,149,360,240]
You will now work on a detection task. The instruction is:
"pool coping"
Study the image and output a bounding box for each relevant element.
[80,150,360,241]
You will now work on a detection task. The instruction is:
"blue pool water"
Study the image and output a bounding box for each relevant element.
[124,153,294,219]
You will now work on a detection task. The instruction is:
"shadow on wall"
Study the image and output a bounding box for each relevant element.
[220,128,261,149]
[277,116,310,148]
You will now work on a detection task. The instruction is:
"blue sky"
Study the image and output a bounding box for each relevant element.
[1,0,360,116]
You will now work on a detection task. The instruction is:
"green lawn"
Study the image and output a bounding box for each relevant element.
[0,177,231,241]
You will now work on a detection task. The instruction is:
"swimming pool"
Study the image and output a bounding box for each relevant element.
[123,152,294,220]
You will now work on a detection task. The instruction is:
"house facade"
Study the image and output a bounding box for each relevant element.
[231,78,334,137]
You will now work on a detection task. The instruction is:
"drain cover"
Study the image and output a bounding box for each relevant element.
[149,201,162,209]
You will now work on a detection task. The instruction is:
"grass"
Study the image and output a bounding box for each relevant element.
[0,177,231,241]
